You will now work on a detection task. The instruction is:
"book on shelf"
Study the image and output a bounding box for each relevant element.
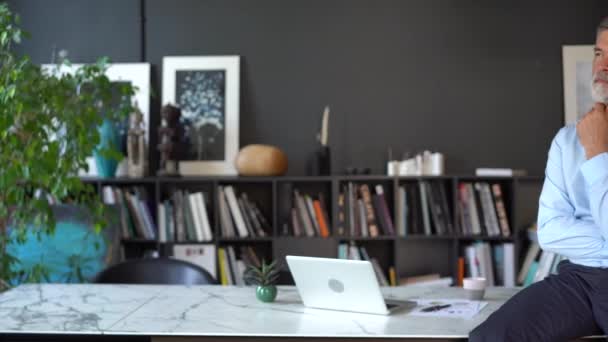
[172,244,216,279]
[457,257,465,287]
[337,192,346,236]
[389,267,397,287]
[158,203,166,243]
[313,199,331,238]
[359,184,380,237]
[475,183,501,237]
[373,184,395,236]
[475,168,527,177]
[396,186,407,237]
[523,262,538,287]
[517,242,539,285]
[224,186,249,238]
[418,182,432,236]
[463,242,515,287]
[219,186,271,239]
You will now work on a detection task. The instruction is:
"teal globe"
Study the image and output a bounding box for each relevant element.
[7,205,120,284]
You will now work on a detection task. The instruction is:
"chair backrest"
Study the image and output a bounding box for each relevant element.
[94,258,217,285]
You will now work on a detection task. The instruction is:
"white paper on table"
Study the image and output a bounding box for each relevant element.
[408,299,488,319]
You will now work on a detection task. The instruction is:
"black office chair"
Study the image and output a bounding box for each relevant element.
[94,258,218,285]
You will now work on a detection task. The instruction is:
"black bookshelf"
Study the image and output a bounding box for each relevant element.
[88,174,544,285]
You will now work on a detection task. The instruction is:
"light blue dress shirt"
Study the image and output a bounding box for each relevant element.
[538,124,608,267]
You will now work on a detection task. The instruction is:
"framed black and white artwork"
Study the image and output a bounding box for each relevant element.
[42,63,151,177]
[162,56,240,176]
[563,45,594,125]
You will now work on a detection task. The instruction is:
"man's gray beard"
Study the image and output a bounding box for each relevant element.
[591,82,608,104]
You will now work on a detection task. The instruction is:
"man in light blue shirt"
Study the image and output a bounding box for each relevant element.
[471,17,608,341]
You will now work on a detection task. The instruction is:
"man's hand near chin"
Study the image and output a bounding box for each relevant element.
[577,103,608,160]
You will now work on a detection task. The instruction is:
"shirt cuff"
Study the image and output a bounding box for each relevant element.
[581,152,608,186]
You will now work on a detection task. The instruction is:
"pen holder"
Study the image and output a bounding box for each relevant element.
[308,145,331,176]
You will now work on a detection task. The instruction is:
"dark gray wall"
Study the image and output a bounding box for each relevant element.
[9,0,141,64]
[8,0,608,175]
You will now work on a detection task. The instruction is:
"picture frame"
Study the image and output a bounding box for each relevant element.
[42,63,151,177]
[562,45,594,125]
[162,56,240,176]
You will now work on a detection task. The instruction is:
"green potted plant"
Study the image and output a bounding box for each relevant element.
[0,4,135,291]
[244,259,280,303]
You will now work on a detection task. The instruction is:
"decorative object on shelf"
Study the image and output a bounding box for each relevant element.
[235,144,288,176]
[127,103,148,177]
[94,119,122,178]
[386,148,400,176]
[0,4,135,291]
[157,103,184,176]
[562,45,594,125]
[163,56,240,176]
[43,63,151,177]
[244,259,280,303]
[307,106,331,176]
[386,150,445,176]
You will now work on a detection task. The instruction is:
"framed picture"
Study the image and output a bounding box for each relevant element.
[42,63,151,177]
[563,45,594,125]
[162,56,240,176]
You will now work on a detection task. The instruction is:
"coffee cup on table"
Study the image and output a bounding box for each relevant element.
[463,277,486,300]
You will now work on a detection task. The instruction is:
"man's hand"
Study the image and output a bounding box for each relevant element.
[577,103,608,159]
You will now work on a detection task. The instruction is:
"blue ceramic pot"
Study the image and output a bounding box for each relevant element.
[93,119,121,178]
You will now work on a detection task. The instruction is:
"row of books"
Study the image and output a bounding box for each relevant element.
[286,190,331,237]
[336,183,395,237]
[158,190,213,242]
[337,243,396,286]
[457,182,511,237]
[102,186,157,240]
[395,181,454,236]
[218,245,263,286]
[218,186,271,238]
[102,181,510,241]
[518,242,562,287]
[157,186,271,242]
[461,242,516,287]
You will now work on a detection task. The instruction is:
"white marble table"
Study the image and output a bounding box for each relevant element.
[0,284,519,341]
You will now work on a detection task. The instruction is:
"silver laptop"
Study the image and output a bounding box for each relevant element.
[286,255,415,315]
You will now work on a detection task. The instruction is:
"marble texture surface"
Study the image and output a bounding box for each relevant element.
[0,284,166,334]
[0,284,519,338]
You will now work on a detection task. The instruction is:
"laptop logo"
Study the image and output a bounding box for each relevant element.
[328,278,344,293]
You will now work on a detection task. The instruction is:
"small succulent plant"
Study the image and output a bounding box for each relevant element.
[244,259,280,287]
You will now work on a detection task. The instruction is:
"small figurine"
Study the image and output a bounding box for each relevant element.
[126,102,147,178]
[157,103,183,175]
